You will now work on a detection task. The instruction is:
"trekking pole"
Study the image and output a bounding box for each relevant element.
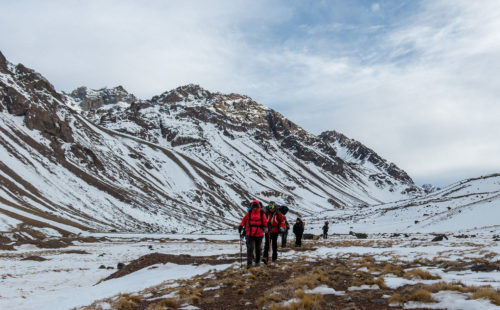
[239,232,243,269]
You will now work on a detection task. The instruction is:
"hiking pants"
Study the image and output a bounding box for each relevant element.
[295,233,302,247]
[281,232,287,248]
[264,232,279,261]
[323,232,328,239]
[246,236,262,266]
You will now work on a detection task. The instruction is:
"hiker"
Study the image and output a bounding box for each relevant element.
[293,218,304,247]
[239,200,268,269]
[322,221,329,239]
[263,202,285,263]
[281,215,289,248]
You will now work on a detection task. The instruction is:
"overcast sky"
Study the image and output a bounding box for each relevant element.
[1,0,499,187]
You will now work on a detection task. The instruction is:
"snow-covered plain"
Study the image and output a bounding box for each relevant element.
[1,233,499,309]
[0,235,236,309]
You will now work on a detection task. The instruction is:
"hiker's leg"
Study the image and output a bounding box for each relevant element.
[263,233,270,261]
[255,236,262,264]
[246,237,254,267]
[271,233,279,261]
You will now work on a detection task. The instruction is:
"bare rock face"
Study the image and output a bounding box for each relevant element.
[71,85,136,110]
[0,53,74,143]
[24,107,74,143]
[320,130,415,186]
[0,51,8,74]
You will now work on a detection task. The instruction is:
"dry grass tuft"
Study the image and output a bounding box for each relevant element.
[404,269,441,280]
[381,263,404,277]
[114,294,142,310]
[269,293,323,310]
[388,293,404,305]
[257,293,282,308]
[153,298,178,310]
[292,274,317,289]
[472,288,500,306]
[408,289,434,302]
[428,281,470,293]
[374,276,387,289]
[189,294,201,305]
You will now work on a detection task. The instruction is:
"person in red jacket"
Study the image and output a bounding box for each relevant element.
[263,202,285,264]
[239,200,268,269]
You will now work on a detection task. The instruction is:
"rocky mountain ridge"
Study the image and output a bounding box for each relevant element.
[1,50,420,237]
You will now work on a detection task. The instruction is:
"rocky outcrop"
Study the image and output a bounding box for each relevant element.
[0,51,8,74]
[320,130,415,186]
[0,56,73,143]
[71,85,136,110]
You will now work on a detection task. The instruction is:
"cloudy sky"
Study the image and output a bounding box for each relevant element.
[1,0,499,186]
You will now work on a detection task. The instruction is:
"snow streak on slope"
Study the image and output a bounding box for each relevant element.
[309,174,500,234]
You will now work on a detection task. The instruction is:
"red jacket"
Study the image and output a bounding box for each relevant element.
[240,208,268,237]
[268,211,285,233]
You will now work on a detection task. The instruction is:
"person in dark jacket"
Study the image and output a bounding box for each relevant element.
[293,218,304,247]
[239,200,268,269]
[263,202,285,264]
[281,215,289,248]
[322,221,329,239]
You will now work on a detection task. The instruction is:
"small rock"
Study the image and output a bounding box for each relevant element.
[117,262,125,270]
[99,265,106,269]
[303,234,314,240]
[355,233,368,239]
[107,266,114,270]
[431,234,448,242]
[371,299,385,304]
[471,265,499,272]
[98,253,106,257]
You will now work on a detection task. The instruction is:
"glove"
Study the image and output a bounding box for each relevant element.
[263,227,269,234]
[238,226,243,234]
[280,227,285,233]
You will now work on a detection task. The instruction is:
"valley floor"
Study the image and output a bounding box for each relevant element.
[1,233,499,309]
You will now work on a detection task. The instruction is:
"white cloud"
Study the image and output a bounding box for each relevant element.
[1,0,499,186]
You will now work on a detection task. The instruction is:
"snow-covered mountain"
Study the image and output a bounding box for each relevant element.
[310,173,500,234]
[0,50,420,236]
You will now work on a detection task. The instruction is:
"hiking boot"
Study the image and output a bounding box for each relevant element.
[255,262,260,267]
[247,264,252,269]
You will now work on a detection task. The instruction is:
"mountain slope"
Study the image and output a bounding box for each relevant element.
[309,173,500,234]
[68,84,421,207]
[1,50,420,236]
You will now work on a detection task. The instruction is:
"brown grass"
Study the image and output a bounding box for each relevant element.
[152,298,178,310]
[381,263,404,277]
[257,293,282,308]
[292,274,316,289]
[374,276,387,289]
[269,293,323,310]
[114,294,142,310]
[472,288,500,306]
[404,268,441,280]
[408,289,434,302]
[388,293,404,305]
[189,294,201,304]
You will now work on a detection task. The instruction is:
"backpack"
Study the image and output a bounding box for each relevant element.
[278,205,289,215]
[248,208,265,236]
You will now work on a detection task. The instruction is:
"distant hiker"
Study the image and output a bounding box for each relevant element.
[293,218,304,247]
[263,202,285,264]
[239,200,268,269]
[322,221,329,239]
[281,215,289,248]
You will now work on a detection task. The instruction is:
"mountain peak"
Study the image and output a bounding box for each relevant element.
[69,85,136,110]
[152,84,213,105]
